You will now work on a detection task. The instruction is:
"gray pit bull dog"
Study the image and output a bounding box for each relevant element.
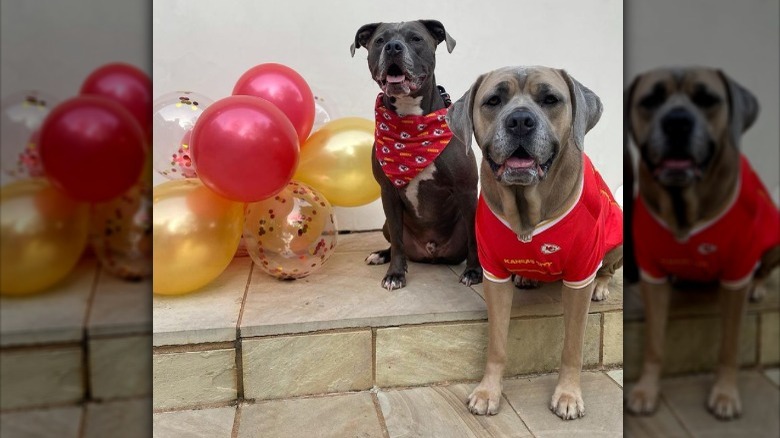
[351,20,483,290]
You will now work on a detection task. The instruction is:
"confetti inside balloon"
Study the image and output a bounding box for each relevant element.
[0,90,58,181]
[152,91,214,179]
[244,181,337,280]
[89,163,152,281]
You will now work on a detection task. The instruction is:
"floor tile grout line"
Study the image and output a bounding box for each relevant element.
[235,263,254,402]
[599,312,605,367]
[370,392,392,438]
[501,393,538,438]
[658,395,696,438]
[78,263,102,436]
[230,404,242,438]
[372,328,377,387]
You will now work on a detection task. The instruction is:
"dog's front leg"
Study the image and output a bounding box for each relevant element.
[626,280,671,414]
[468,279,514,415]
[551,282,594,419]
[708,284,749,420]
[379,187,407,290]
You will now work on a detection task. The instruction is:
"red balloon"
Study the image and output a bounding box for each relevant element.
[191,95,299,203]
[232,63,315,143]
[80,63,152,138]
[39,96,146,202]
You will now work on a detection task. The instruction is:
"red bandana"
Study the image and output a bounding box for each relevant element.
[374,93,453,188]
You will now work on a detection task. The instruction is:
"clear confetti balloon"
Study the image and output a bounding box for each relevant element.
[244,181,337,280]
[89,161,152,281]
[1,90,59,180]
[311,89,340,133]
[152,90,214,179]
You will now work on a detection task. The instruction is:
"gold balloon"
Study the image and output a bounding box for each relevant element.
[153,179,244,295]
[294,117,381,207]
[1,178,89,295]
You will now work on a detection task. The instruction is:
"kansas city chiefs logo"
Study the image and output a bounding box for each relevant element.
[422,140,432,146]
[433,128,445,136]
[698,243,717,255]
[383,113,392,120]
[415,156,426,163]
[379,160,387,167]
[394,142,405,149]
[398,164,409,172]
[400,132,411,139]
[381,146,390,154]
[417,123,426,131]
[437,115,446,121]
[541,243,560,255]
[379,123,389,131]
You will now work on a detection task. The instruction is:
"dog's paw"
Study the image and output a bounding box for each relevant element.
[512,275,540,289]
[365,249,391,265]
[592,277,610,301]
[381,273,406,291]
[467,382,502,415]
[707,382,742,420]
[626,381,660,415]
[460,266,483,287]
[749,282,766,302]
[550,386,585,420]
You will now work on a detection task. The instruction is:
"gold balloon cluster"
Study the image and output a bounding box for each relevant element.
[1,179,89,295]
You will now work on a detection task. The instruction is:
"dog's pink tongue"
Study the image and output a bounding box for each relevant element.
[662,159,694,169]
[505,157,535,169]
[386,75,405,84]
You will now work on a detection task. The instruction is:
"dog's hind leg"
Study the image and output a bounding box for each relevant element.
[593,245,623,301]
[749,245,779,302]
[365,222,392,265]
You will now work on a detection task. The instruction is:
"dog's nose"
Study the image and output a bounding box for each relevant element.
[661,107,694,139]
[505,110,536,136]
[384,40,404,56]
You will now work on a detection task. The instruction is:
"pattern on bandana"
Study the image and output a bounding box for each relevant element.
[374,93,453,188]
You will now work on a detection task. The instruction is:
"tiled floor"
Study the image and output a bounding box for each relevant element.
[153,370,624,438]
[153,231,625,410]
[0,396,150,438]
[625,369,780,437]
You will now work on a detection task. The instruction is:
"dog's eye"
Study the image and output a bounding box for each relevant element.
[484,96,501,107]
[410,35,423,43]
[691,90,721,108]
[542,95,559,105]
[375,37,385,45]
[639,84,666,110]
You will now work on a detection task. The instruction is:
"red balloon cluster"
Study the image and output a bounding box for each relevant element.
[190,63,315,203]
[39,63,151,203]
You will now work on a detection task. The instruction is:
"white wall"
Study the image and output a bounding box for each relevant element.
[0,0,150,97]
[625,0,779,201]
[153,0,624,230]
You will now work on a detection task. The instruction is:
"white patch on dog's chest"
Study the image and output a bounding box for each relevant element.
[404,163,437,218]
[393,96,423,116]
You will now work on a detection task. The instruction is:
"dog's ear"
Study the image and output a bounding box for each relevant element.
[446,74,484,153]
[559,70,603,150]
[717,70,760,148]
[624,73,641,152]
[350,23,381,57]
[420,20,456,53]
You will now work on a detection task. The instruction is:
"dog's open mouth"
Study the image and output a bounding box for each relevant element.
[487,146,556,184]
[379,64,423,94]
[651,157,704,186]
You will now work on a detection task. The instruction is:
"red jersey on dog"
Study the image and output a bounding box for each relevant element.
[633,155,780,289]
[476,154,623,288]
[374,93,453,188]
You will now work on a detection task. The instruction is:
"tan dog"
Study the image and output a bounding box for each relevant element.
[625,67,780,420]
[447,66,623,419]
